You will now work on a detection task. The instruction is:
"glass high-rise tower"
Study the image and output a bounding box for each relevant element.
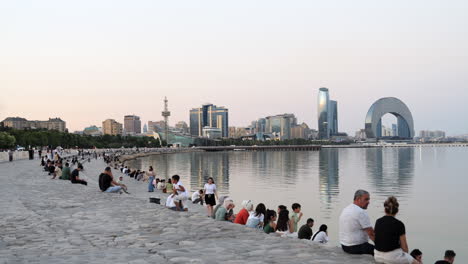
[317,88,338,139]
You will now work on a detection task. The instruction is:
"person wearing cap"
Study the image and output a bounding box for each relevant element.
[71,165,87,185]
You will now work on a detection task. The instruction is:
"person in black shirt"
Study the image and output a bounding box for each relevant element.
[374,196,420,264]
[298,218,314,240]
[435,250,456,264]
[71,165,87,185]
[99,167,126,193]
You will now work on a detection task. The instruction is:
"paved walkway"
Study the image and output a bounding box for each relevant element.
[0,158,374,264]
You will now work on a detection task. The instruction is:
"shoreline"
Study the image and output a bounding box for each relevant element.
[0,153,375,263]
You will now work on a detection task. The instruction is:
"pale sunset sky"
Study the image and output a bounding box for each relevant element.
[1,1,467,135]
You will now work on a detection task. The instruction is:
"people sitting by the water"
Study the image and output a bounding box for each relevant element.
[234,200,253,225]
[276,209,290,233]
[410,249,422,264]
[172,175,188,211]
[290,203,303,234]
[164,178,173,193]
[312,224,329,244]
[48,161,55,176]
[434,250,456,264]
[60,163,71,180]
[71,165,87,185]
[277,205,287,215]
[129,169,136,179]
[99,167,127,193]
[246,203,266,229]
[298,218,315,240]
[212,196,228,219]
[374,196,419,264]
[192,189,204,205]
[339,189,375,255]
[264,209,277,234]
[136,170,145,181]
[117,176,124,184]
[215,199,235,221]
[204,177,218,217]
[51,162,62,179]
[44,160,51,172]
[157,179,166,190]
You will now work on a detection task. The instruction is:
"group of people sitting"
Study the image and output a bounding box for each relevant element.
[43,156,87,185]
[338,189,456,264]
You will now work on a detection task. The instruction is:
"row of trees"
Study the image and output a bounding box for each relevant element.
[0,128,162,149]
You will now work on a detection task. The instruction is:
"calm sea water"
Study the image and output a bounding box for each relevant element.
[126,147,468,263]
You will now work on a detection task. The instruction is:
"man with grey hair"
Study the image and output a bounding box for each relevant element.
[339,189,375,255]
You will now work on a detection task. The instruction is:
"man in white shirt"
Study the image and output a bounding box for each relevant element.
[171,175,188,211]
[339,189,375,255]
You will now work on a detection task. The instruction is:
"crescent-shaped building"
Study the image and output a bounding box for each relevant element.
[365,97,414,139]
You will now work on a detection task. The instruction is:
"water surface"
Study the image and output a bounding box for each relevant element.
[127,147,468,263]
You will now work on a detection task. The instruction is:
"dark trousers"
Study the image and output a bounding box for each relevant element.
[71,180,88,186]
[342,243,374,256]
[192,198,204,205]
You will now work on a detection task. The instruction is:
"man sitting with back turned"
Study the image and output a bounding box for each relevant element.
[339,189,375,255]
[99,167,127,193]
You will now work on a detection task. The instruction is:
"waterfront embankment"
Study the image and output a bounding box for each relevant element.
[0,154,375,264]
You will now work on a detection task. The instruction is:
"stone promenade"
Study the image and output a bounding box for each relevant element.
[0,157,374,264]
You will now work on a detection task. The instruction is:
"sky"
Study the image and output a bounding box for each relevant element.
[1,0,468,135]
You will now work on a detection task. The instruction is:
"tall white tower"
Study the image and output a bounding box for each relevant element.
[161,97,171,144]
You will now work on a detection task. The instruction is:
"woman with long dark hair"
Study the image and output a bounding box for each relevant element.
[312,224,329,243]
[246,203,266,228]
[263,209,277,234]
[276,209,290,233]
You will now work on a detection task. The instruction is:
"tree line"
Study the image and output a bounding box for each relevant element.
[0,128,162,149]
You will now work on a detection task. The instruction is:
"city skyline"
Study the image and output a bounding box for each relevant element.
[1,1,468,135]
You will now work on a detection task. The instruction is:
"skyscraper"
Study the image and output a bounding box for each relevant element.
[102,119,123,135]
[265,114,296,140]
[317,88,338,139]
[124,115,141,135]
[190,103,229,137]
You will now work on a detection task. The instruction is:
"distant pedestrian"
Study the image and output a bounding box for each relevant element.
[298,218,314,240]
[339,189,375,255]
[312,224,329,244]
[147,166,155,192]
[435,250,456,264]
[71,165,87,185]
[8,150,13,162]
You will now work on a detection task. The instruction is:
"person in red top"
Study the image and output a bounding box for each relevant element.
[234,200,253,225]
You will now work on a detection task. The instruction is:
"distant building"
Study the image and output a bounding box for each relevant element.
[143,124,148,133]
[419,130,446,139]
[83,125,102,136]
[124,115,141,135]
[175,121,189,134]
[190,103,229,137]
[1,117,66,132]
[355,129,367,141]
[202,127,222,139]
[317,88,339,139]
[228,127,249,139]
[148,121,165,133]
[102,119,123,135]
[291,123,310,139]
[265,114,296,140]
[392,124,398,137]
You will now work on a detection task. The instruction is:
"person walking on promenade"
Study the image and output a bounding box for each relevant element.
[298,218,315,240]
[71,165,87,185]
[339,189,375,255]
[60,163,71,180]
[312,224,329,244]
[99,167,127,193]
[435,250,456,264]
[147,166,155,192]
[234,200,253,225]
[290,203,303,233]
[263,209,277,234]
[246,203,266,228]
[203,177,218,217]
[374,196,419,264]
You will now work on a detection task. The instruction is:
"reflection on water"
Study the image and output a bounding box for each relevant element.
[365,148,415,198]
[126,147,468,263]
[319,149,339,215]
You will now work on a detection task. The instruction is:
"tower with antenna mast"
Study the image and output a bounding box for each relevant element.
[161,97,171,145]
